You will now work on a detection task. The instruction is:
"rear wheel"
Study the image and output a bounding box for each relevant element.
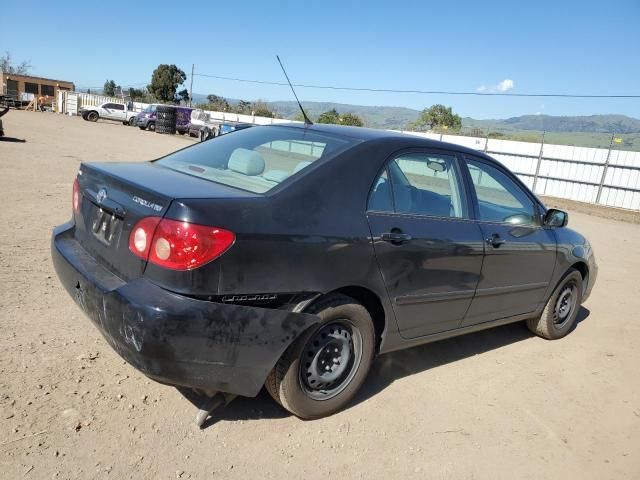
[527,268,583,339]
[128,117,136,126]
[265,294,376,419]
[86,111,99,122]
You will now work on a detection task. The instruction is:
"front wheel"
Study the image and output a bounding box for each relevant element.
[265,293,376,419]
[147,122,155,131]
[527,268,583,339]
[86,111,99,122]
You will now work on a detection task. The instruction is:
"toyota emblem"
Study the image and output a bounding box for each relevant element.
[96,188,107,204]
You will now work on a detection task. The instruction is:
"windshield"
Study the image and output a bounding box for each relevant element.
[143,105,157,113]
[155,126,357,193]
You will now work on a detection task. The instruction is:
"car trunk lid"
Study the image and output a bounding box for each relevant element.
[73,161,254,281]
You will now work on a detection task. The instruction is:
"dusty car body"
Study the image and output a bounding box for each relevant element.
[52,124,597,418]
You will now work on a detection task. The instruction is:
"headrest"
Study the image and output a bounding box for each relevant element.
[228,148,265,176]
[263,170,290,183]
[293,161,313,173]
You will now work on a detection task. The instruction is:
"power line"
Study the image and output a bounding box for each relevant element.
[192,72,640,99]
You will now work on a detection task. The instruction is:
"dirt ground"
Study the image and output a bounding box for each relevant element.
[1,110,639,480]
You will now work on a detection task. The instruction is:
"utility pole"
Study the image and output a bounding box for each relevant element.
[189,64,195,107]
[595,133,616,204]
[532,130,546,193]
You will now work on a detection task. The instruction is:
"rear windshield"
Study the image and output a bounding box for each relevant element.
[155,126,357,193]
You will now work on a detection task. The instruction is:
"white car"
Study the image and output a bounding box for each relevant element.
[80,102,137,125]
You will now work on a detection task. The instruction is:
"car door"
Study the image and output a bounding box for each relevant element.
[460,155,557,326]
[366,150,485,338]
[102,103,121,120]
[111,103,125,121]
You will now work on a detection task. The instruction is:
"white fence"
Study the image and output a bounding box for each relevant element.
[58,92,640,211]
[399,131,640,211]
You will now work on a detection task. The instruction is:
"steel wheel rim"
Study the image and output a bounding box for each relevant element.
[553,283,577,328]
[299,320,362,401]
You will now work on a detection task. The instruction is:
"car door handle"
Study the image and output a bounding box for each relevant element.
[485,234,506,248]
[381,232,412,244]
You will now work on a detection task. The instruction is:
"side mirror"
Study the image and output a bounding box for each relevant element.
[543,208,568,227]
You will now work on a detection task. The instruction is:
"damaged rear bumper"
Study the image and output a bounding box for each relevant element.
[51,222,319,397]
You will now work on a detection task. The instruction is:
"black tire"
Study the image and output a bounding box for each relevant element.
[265,293,376,419]
[147,122,155,132]
[128,117,136,126]
[86,111,99,122]
[138,126,146,130]
[527,268,583,340]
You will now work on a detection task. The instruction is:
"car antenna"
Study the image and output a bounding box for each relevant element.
[276,55,313,125]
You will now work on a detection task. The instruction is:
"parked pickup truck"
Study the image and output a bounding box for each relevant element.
[80,102,137,125]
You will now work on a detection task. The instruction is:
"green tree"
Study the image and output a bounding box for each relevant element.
[410,104,462,132]
[103,80,116,97]
[176,88,190,104]
[252,100,275,117]
[235,100,252,114]
[317,109,340,125]
[340,112,364,127]
[206,94,230,111]
[0,51,31,74]
[147,64,187,103]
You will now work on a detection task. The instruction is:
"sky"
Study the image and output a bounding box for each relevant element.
[1,0,639,119]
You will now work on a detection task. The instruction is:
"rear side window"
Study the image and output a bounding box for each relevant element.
[466,158,537,225]
[369,152,465,218]
[156,126,357,193]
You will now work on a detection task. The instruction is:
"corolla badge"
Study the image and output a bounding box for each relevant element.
[96,188,108,204]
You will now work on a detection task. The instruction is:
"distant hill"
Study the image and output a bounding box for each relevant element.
[189,93,640,146]
[464,114,640,134]
[267,101,421,129]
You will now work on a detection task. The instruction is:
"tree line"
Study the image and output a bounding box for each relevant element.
[2,52,461,132]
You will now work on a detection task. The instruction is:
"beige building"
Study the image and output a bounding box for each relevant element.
[0,73,75,105]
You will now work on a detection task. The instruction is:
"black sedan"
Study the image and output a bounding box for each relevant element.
[52,124,597,419]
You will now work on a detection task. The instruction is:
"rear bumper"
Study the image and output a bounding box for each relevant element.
[51,222,318,397]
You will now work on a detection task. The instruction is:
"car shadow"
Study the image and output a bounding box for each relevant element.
[0,136,26,143]
[352,306,591,408]
[179,307,590,429]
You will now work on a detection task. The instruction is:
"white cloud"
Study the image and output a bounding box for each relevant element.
[496,79,514,92]
[477,79,514,92]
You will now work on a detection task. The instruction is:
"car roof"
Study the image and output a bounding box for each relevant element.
[269,122,486,157]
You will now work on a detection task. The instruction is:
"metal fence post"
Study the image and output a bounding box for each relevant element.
[595,133,615,204]
[484,130,489,153]
[531,131,546,193]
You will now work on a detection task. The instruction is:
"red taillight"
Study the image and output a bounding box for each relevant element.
[72,178,81,214]
[128,216,162,259]
[129,217,235,271]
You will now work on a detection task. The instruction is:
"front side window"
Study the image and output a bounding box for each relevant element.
[371,152,465,218]
[466,158,537,225]
[156,126,357,193]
